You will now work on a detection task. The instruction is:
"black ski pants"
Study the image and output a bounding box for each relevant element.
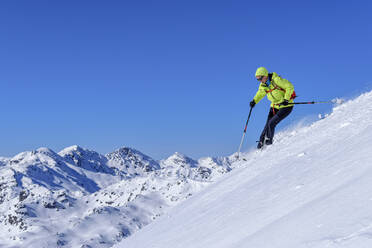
[259,106,293,143]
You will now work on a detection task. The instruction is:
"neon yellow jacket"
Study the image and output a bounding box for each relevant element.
[253,72,295,109]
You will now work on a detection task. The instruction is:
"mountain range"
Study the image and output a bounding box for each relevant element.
[0,145,232,247]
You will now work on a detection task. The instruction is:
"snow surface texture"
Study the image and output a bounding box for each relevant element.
[117,91,372,248]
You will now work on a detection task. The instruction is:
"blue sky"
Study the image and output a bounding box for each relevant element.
[0,1,371,159]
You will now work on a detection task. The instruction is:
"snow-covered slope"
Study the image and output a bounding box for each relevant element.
[117,91,372,248]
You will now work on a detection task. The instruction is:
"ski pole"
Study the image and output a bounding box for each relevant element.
[237,106,253,159]
[291,101,333,105]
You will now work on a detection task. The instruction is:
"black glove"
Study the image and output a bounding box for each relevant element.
[280,99,289,106]
[250,100,256,108]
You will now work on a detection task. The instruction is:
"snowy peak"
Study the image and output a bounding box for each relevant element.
[161,152,198,168]
[58,145,112,175]
[106,147,160,176]
[8,147,61,169]
[58,145,84,156]
[197,156,232,175]
[34,147,57,156]
[3,146,103,197]
[159,152,230,181]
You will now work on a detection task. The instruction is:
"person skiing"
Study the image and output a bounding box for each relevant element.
[249,67,295,149]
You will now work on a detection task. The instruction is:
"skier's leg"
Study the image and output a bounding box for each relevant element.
[266,106,293,144]
[257,108,275,148]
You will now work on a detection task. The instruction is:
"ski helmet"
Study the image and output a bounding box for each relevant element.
[255,67,269,77]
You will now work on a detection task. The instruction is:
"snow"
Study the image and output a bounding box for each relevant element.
[116,91,372,248]
[0,157,10,166]
[2,91,372,248]
[0,145,231,247]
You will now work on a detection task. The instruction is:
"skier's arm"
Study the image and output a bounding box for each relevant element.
[253,86,267,104]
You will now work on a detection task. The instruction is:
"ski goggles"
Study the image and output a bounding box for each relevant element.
[256,76,264,81]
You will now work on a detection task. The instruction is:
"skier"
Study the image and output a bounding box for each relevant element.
[249,67,295,149]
